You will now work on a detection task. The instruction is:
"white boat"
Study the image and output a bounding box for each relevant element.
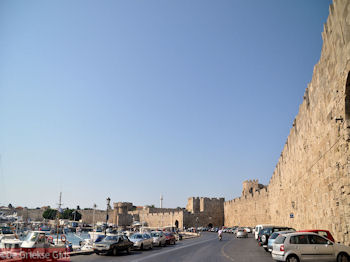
[0,235,19,248]
[21,231,65,249]
[0,227,17,246]
[1,238,22,248]
[0,238,22,260]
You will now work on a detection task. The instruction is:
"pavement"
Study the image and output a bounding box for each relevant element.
[70,232,274,262]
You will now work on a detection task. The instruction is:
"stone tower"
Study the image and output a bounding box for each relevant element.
[242,179,265,196]
[186,197,200,213]
[112,202,133,227]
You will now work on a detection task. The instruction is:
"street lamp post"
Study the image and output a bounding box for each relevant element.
[105,197,111,236]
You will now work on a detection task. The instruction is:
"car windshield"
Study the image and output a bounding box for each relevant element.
[151,232,160,237]
[273,228,290,232]
[130,234,143,239]
[259,229,268,235]
[274,235,286,244]
[103,236,118,241]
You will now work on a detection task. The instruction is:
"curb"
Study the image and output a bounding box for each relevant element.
[69,250,94,256]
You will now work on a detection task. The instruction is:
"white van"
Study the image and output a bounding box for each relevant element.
[254,225,273,240]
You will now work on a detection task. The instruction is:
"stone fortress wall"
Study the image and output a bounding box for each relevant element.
[15,208,45,222]
[224,180,270,227]
[185,197,225,227]
[79,209,112,224]
[137,211,184,228]
[110,197,225,229]
[225,0,350,245]
[0,207,112,224]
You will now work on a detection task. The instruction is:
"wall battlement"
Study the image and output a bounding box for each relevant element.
[186,196,224,214]
[141,211,183,217]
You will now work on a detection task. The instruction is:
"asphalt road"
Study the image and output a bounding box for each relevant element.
[71,232,274,262]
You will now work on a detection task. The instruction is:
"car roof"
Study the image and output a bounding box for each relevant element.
[263,226,293,229]
[270,230,290,235]
[298,229,330,233]
[280,232,322,237]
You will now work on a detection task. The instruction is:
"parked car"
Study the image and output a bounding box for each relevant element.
[254,224,274,240]
[244,227,252,233]
[150,231,166,247]
[164,232,176,245]
[93,235,133,255]
[298,229,335,242]
[267,230,295,253]
[129,233,153,250]
[272,232,350,262]
[236,228,248,238]
[258,226,295,251]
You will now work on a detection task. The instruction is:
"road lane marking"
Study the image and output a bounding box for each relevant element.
[220,236,235,261]
[132,236,217,262]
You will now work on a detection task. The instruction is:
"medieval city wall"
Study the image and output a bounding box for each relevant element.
[80,209,111,224]
[1,207,110,224]
[224,0,350,245]
[224,189,270,227]
[15,208,44,222]
[185,197,225,227]
[138,211,184,229]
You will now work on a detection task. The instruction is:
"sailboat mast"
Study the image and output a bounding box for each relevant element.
[56,192,62,244]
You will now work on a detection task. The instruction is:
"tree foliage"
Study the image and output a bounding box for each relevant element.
[42,208,57,220]
[62,209,82,221]
[42,208,81,221]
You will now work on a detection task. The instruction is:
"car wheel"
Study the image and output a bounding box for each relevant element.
[112,247,118,256]
[95,252,100,255]
[126,247,131,254]
[264,247,268,252]
[286,255,299,262]
[337,253,350,262]
[140,244,144,250]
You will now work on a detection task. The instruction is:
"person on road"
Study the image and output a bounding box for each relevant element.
[218,228,223,240]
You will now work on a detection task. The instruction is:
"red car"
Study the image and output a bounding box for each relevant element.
[298,229,335,242]
[164,232,176,245]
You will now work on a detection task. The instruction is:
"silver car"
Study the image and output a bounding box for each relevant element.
[267,230,295,253]
[272,232,350,262]
[151,231,166,247]
[129,233,153,250]
[236,228,248,238]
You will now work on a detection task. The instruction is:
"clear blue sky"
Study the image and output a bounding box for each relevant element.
[0,0,332,209]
